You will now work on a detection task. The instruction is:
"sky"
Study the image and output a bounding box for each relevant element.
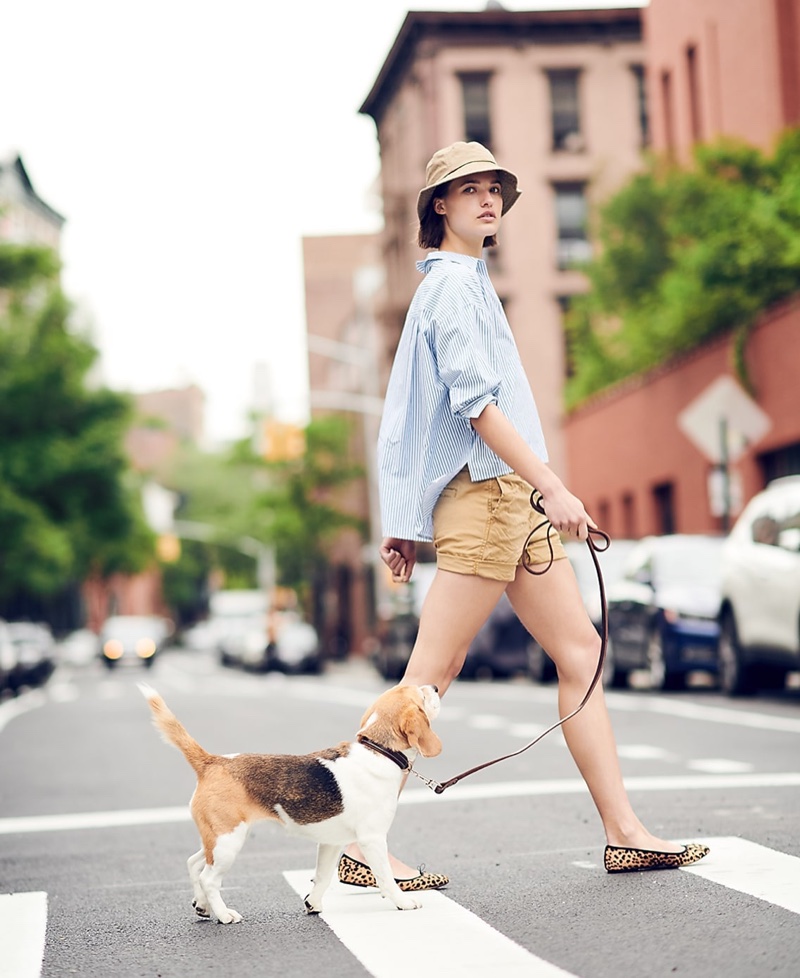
[1,0,643,446]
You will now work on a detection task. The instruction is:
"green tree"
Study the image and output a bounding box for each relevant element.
[162,416,366,611]
[566,128,800,406]
[253,415,366,599]
[0,244,153,607]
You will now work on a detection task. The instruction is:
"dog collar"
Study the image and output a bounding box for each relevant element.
[357,736,411,771]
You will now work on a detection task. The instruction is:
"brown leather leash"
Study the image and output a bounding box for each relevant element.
[411,490,611,795]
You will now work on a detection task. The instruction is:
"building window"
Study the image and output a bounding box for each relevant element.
[547,69,583,152]
[631,65,650,147]
[597,499,611,536]
[459,73,492,147]
[661,69,675,155]
[553,183,591,270]
[652,482,676,535]
[557,295,576,378]
[621,493,637,539]
[686,45,702,141]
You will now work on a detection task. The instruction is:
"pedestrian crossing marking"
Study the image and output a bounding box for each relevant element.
[0,892,47,978]
[282,871,577,978]
[685,837,800,915]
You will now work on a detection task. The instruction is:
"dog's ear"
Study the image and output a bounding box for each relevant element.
[401,705,442,758]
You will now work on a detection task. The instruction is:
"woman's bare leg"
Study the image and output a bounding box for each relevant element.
[346,569,507,875]
[506,558,683,851]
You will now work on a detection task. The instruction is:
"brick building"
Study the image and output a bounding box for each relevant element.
[563,0,800,536]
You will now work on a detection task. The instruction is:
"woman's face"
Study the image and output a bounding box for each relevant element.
[435,171,503,254]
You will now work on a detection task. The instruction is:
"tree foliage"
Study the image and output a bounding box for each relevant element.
[253,415,367,594]
[0,245,153,603]
[565,128,800,407]
[160,414,366,612]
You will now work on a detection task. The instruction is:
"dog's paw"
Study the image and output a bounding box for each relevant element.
[192,901,210,919]
[395,895,422,911]
[303,895,321,915]
[216,908,242,924]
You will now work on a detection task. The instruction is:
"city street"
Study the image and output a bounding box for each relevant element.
[1,648,799,978]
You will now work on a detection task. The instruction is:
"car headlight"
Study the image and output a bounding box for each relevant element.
[136,638,157,659]
[103,639,124,660]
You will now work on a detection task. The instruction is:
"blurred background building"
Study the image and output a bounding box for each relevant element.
[0,154,64,250]
[564,0,800,538]
[302,232,385,657]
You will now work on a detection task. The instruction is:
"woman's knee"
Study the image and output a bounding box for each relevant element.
[553,631,602,684]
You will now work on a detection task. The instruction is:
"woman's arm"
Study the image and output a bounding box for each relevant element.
[471,402,594,539]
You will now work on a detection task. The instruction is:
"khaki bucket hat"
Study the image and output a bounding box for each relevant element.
[416,141,521,222]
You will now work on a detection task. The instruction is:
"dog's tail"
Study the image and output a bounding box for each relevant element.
[138,683,211,773]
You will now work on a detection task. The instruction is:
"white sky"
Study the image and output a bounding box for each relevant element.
[1,0,643,445]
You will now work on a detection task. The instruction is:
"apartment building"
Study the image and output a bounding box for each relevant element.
[302,233,384,656]
[559,0,800,539]
[359,5,648,476]
[645,0,800,160]
[0,154,64,250]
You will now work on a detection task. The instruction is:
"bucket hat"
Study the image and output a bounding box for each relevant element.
[416,141,521,222]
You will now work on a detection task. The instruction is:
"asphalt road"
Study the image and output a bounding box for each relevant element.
[1,648,799,978]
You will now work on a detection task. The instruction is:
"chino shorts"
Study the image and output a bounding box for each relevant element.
[432,467,567,582]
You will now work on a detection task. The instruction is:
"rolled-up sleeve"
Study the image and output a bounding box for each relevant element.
[430,301,501,419]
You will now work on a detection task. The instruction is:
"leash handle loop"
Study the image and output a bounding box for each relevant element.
[421,489,610,795]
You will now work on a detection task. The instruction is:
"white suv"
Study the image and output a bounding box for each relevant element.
[717,476,800,695]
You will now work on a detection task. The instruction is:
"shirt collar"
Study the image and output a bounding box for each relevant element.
[416,251,487,274]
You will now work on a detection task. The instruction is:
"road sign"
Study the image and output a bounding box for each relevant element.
[678,375,772,463]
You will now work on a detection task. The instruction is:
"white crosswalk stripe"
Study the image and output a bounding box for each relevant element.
[282,871,577,978]
[0,892,47,978]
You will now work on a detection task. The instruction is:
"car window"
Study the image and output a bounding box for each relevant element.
[652,539,723,588]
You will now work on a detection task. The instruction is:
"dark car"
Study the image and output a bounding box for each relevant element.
[460,593,531,681]
[99,615,172,669]
[4,622,57,692]
[527,538,639,684]
[604,534,724,690]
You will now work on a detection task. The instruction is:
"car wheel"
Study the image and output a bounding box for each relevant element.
[601,635,628,689]
[528,641,557,684]
[718,610,757,696]
[645,629,667,690]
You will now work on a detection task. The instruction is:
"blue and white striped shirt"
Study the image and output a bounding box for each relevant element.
[377,251,548,541]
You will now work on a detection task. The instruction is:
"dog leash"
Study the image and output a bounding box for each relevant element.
[411,490,611,795]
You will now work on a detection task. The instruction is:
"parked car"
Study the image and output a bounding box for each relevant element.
[0,618,17,697]
[528,538,639,684]
[717,476,800,696]
[99,615,172,669]
[604,534,725,690]
[262,611,322,675]
[460,593,531,681]
[4,622,56,692]
[371,563,437,681]
[209,590,269,668]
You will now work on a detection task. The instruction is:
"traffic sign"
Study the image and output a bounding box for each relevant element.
[678,375,771,463]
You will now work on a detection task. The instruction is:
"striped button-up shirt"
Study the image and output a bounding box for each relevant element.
[377,251,548,542]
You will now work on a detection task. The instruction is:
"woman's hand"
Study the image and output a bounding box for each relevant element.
[380,538,417,583]
[540,486,596,541]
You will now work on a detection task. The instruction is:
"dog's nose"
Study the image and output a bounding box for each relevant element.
[432,685,439,694]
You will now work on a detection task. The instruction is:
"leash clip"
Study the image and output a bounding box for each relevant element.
[409,767,444,793]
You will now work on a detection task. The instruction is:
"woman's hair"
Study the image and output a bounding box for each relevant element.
[417,184,498,250]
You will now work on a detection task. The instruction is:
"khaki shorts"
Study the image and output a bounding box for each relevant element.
[432,467,567,582]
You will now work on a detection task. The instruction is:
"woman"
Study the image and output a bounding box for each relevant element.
[339,141,709,890]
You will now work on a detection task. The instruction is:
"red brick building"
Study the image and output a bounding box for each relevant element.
[645,0,800,160]
[563,0,800,537]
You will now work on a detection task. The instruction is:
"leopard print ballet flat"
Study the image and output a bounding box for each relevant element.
[337,853,449,891]
[604,842,710,873]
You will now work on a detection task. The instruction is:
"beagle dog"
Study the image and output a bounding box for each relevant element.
[138,682,441,922]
